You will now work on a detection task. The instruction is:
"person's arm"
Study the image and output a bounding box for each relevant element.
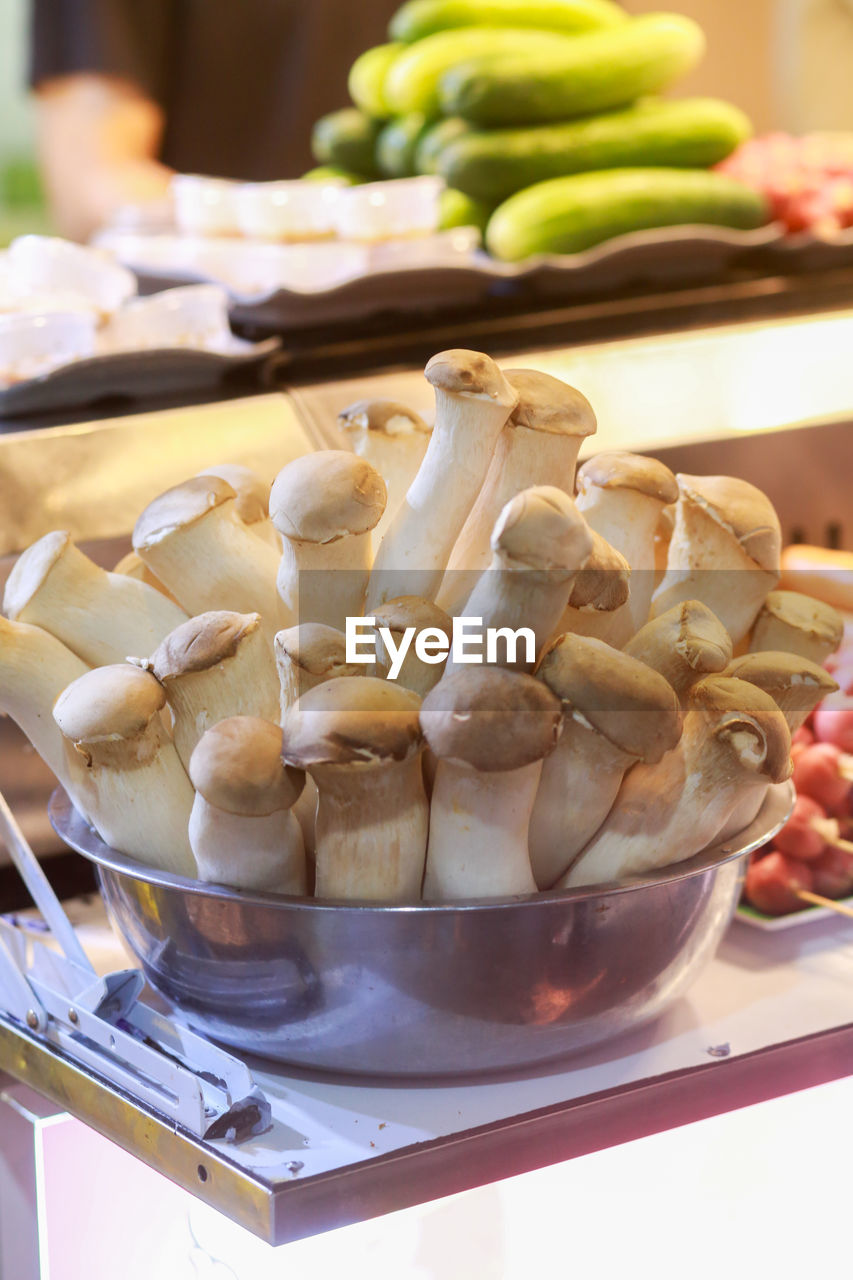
[34,73,172,241]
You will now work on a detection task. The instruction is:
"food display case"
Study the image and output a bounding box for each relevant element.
[1,272,853,1276]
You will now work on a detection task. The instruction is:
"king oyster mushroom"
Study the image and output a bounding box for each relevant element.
[368,349,518,607]
[420,667,562,900]
[132,476,283,642]
[137,611,280,771]
[438,368,596,614]
[270,451,387,631]
[337,399,432,543]
[623,599,734,706]
[651,474,782,647]
[282,676,428,901]
[530,634,682,888]
[574,452,679,644]
[188,716,306,894]
[749,590,844,665]
[4,530,188,665]
[560,676,791,889]
[53,664,196,877]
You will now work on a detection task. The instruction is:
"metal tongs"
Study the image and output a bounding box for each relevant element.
[0,788,270,1144]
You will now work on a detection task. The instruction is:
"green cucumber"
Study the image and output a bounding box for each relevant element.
[438,187,492,232]
[311,109,384,178]
[485,168,769,261]
[376,113,432,177]
[389,0,626,43]
[438,98,753,203]
[414,116,473,173]
[301,166,365,185]
[348,43,405,117]
[441,13,705,125]
[384,26,581,117]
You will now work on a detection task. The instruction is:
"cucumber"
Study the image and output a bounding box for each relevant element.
[415,116,473,173]
[441,13,706,125]
[376,113,432,177]
[389,0,626,43]
[311,109,384,178]
[485,168,769,261]
[438,98,753,204]
[438,187,492,232]
[348,43,404,117]
[301,166,365,185]
[384,26,581,117]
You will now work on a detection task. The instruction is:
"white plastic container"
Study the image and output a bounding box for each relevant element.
[234,180,341,241]
[332,176,444,243]
[99,285,233,353]
[7,236,137,318]
[0,310,98,387]
[171,175,241,237]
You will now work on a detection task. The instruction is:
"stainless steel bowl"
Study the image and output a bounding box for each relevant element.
[49,783,792,1078]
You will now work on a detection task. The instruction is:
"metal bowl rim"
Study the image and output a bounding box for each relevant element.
[49,781,792,915]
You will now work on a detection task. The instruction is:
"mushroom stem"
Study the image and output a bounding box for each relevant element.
[282,677,428,902]
[133,477,284,644]
[445,486,593,676]
[438,369,595,615]
[369,597,451,696]
[559,677,791,889]
[424,761,542,899]
[419,667,562,901]
[276,532,373,632]
[112,551,183,605]
[338,399,432,544]
[138,611,280,771]
[4,531,188,666]
[368,349,518,607]
[53,664,196,877]
[195,464,282,551]
[0,615,89,794]
[312,756,428,900]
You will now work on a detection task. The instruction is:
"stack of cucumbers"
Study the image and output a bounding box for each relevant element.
[309,0,769,261]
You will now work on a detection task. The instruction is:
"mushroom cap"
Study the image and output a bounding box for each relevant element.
[537,633,682,762]
[370,596,450,637]
[577,452,678,505]
[269,451,387,543]
[424,349,517,407]
[625,599,733,674]
[723,651,839,705]
[282,676,422,768]
[142,611,262,681]
[688,676,792,782]
[275,622,360,676]
[491,486,593,572]
[752,590,844,651]
[337,399,430,437]
[568,529,631,611]
[133,476,236,550]
[420,668,561,772]
[195,464,269,524]
[3,529,71,618]
[54,663,166,745]
[189,716,303,816]
[676,474,782,573]
[504,369,596,438]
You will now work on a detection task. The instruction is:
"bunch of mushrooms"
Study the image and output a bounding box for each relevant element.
[1,345,842,905]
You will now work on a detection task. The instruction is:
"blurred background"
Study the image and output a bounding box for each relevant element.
[2,0,853,245]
